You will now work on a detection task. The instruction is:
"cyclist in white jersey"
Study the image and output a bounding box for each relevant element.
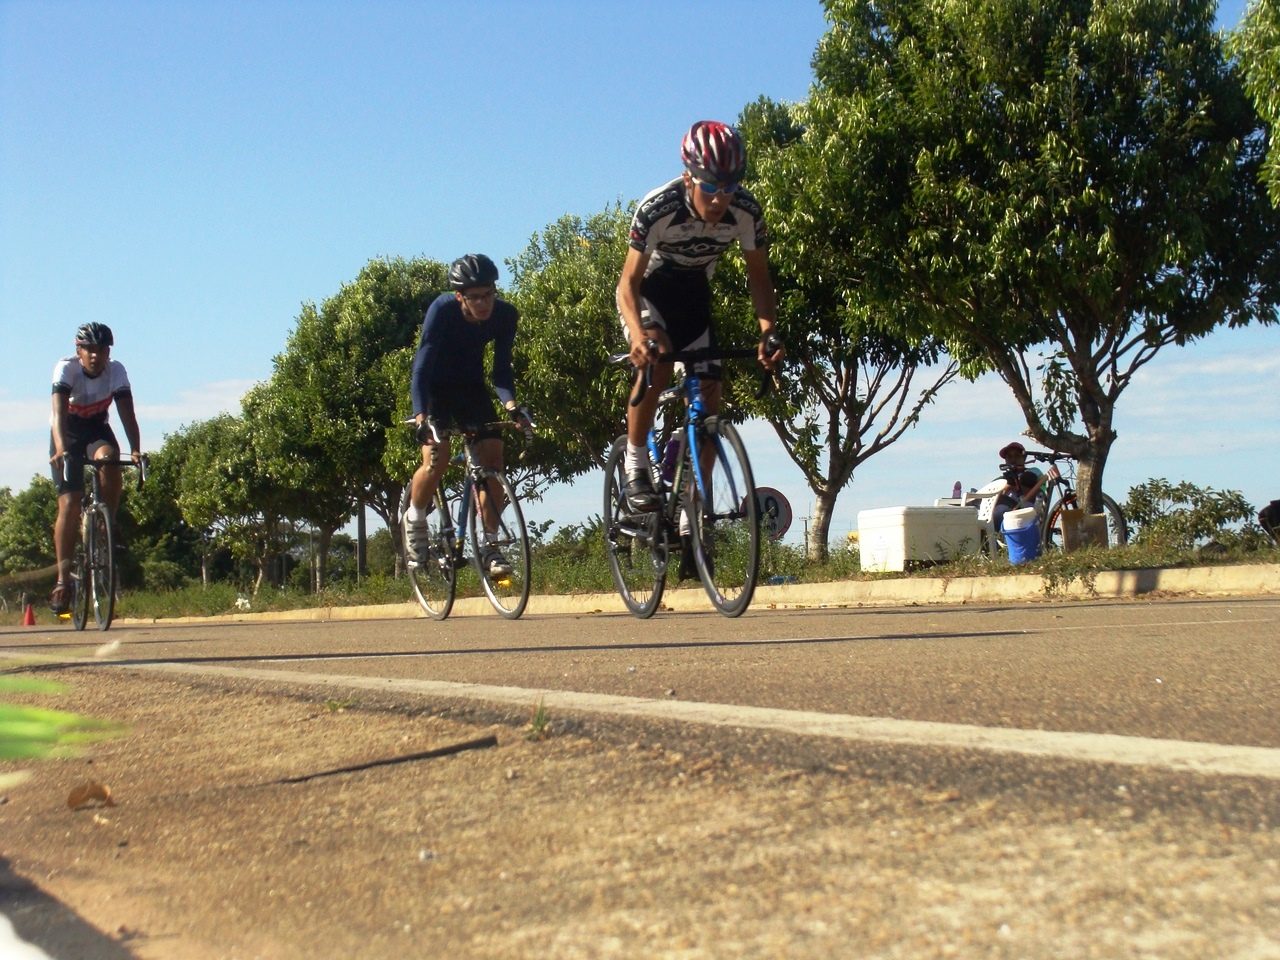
[48,322,142,613]
[616,120,784,523]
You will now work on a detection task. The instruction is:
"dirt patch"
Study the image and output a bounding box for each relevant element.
[2,669,1279,959]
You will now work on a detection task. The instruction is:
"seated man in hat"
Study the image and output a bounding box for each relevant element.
[992,441,1057,534]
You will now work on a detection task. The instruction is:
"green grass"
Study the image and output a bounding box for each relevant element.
[0,537,1275,625]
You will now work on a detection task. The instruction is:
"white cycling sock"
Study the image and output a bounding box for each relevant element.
[625,442,647,476]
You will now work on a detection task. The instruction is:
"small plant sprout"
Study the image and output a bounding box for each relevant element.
[525,697,551,741]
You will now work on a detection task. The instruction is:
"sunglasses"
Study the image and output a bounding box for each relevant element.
[694,178,738,196]
[461,288,496,305]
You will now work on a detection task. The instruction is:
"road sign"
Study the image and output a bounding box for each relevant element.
[755,487,792,542]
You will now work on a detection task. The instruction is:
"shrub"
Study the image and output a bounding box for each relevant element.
[1124,479,1258,550]
[142,558,188,592]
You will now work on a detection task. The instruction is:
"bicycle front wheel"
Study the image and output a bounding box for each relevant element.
[683,419,760,618]
[71,524,90,631]
[401,483,457,621]
[467,470,531,619]
[88,502,115,630]
[603,435,667,619]
[1043,493,1129,552]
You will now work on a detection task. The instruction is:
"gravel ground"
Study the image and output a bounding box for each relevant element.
[2,669,1279,960]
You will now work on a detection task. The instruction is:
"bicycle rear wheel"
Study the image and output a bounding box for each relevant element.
[603,436,668,619]
[683,419,760,618]
[401,483,457,620]
[1043,492,1129,552]
[467,470,531,619]
[88,502,115,630]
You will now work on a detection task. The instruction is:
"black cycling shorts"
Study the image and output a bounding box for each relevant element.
[49,420,120,494]
[427,382,502,441]
[635,268,721,379]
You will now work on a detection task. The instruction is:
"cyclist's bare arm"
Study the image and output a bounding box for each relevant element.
[743,247,783,370]
[114,392,143,464]
[616,247,669,367]
[49,392,69,464]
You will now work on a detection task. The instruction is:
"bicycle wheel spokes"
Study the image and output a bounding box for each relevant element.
[684,420,759,618]
[603,437,667,619]
[1102,494,1129,547]
[1044,492,1129,552]
[468,471,531,619]
[402,483,457,621]
[89,503,115,630]
[71,532,90,632]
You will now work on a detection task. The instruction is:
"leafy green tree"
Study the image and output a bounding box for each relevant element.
[0,477,56,575]
[807,0,1280,513]
[240,377,354,591]
[729,96,961,560]
[129,429,207,582]
[1232,0,1280,205]
[275,256,447,565]
[506,205,634,487]
[173,413,295,594]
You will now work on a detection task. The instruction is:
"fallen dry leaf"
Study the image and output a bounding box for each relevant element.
[67,781,116,810]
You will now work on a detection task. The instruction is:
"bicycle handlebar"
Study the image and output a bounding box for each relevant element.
[402,418,532,447]
[1024,450,1070,465]
[610,342,783,407]
[62,455,148,488]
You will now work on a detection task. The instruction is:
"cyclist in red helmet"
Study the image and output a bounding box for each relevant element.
[48,322,142,613]
[616,120,784,524]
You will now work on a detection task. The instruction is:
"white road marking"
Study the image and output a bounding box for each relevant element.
[126,660,1280,781]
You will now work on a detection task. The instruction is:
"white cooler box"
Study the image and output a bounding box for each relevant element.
[857,506,983,572]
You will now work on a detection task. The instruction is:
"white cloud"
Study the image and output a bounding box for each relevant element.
[0,378,259,494]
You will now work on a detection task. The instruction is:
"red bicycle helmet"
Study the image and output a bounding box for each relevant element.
[680,120,746,185]
[999,441,1026,461]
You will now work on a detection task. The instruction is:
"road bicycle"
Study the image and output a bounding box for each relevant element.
[400,420,532,620]
[65,457,146,631]
[1030,450,1129,552]
[603,341,778,619]
[961,450,1128,554]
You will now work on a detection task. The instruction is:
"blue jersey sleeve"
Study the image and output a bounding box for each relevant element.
[489,306,517,407]
[410,295,449,416]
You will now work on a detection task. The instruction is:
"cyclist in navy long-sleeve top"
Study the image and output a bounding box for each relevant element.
[404,254,532,578]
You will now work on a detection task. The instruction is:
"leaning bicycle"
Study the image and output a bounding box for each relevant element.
[603,343,775,619]
[400,420,532,620]
[1025,450,1129,552]
[66,457,146,631]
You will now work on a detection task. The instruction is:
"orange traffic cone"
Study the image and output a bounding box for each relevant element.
[23,602,36,626]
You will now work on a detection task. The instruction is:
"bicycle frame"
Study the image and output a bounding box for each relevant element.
[402,420,531,620]
[605,343,773,618]
[65,456,145,631]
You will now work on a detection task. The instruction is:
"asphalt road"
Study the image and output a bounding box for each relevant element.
[3,593,1279,958]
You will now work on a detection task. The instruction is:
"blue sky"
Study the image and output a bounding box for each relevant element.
[2,0,1272,549]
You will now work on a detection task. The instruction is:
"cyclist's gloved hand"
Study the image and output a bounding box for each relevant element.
[512,405,535,441]
[415,417,445,446]
[760,331,785,370]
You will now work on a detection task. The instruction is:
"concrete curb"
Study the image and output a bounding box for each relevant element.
[121,562,1280,625]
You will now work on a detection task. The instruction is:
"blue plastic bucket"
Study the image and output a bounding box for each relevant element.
[1004,519,1041,564]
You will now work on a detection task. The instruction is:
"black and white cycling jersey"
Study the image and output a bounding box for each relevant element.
[628,176,768,278]
[50,357,132,426]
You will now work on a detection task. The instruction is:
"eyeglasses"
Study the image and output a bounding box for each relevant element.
[694,178,738,196]
[461,288,496,305]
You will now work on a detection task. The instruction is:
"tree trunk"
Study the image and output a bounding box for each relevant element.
[807,490,837,563]
[313,527,335,593]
